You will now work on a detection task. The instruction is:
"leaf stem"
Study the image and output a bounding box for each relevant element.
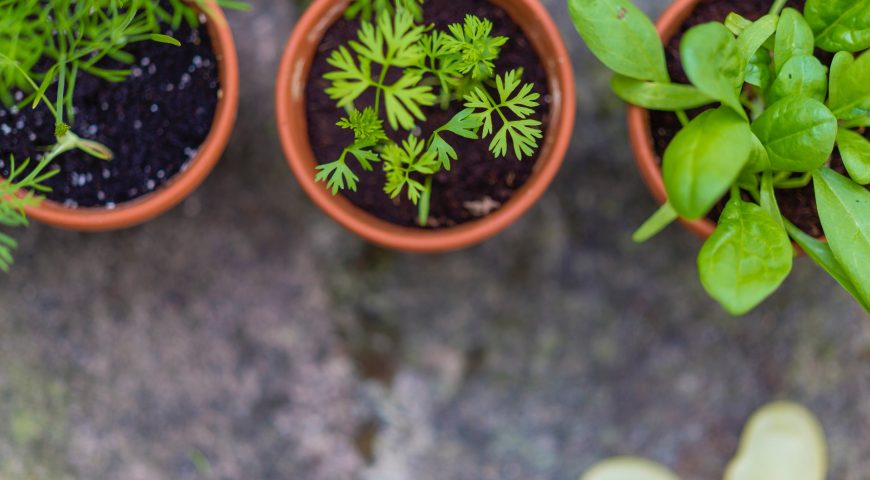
[769,0,788,15]
[774,172,813,189]
[676,110,690,127]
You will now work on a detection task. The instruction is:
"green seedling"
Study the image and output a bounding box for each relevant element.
[317,0,544,226]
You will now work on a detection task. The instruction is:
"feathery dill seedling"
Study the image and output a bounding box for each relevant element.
[0,0,248,271]
[318,0,544,226]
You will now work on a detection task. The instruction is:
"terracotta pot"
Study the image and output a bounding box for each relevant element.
[22,0,239,232]
[276,0,575,253]
[627,0,715,239]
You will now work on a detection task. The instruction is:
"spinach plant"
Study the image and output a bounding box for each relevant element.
[580,402,827,480]
[570,0,870,315]
[0,0,248,271]
[317,0,544,226]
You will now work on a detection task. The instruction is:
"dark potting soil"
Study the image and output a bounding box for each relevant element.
[0,14,219,208]
[305,0,552,229]
[648,0,870,238]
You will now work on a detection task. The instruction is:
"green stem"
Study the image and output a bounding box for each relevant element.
[769,0,788,15]
[840,117,870,129]
[417,176,433,226]
[676,110,690,127]
[774,172,813,189]
[374,57,392,115]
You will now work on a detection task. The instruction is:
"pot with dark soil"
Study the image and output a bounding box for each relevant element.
[570,0,870,314]
[0,0,241,251]
[276,0,575,253]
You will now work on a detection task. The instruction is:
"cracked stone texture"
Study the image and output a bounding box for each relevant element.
[1,0,869,479]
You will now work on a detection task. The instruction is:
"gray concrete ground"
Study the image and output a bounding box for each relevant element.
[1,0,869,479]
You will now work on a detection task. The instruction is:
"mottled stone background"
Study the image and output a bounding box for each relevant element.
[1,1,868,479]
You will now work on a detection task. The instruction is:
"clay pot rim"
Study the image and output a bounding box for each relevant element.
[627,0,716,239]
[276,0,576,253]
[19,0,239,232]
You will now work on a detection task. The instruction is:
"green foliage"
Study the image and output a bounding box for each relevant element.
[319,2,544,226]
[804,0,870,53]
[0,156,57,273]
[580,402,828,480]
[698,196,793,315]
[571,0,870,315]
[464,69,543,160]
[662,107,753,219]
[444,16,508,80]
[0,0,246,126]
[566,0,669,83]
[345,0,423,22]
[0,0,248,273]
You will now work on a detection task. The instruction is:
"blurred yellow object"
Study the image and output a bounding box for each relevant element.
[724,402,828,480]
[581,457,679,480]
[580,402,828,480]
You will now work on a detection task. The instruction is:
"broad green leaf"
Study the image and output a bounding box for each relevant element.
[698,198,793,316]
[768,55,827,104]
[633,202,678,243]
[804,0,870,52]
[567,0,669,83]
[724,402,827,480]
[837,128,870,185]
[737,15,777,89]
[663,107,754,219]
[581,457,679,480]
[745,48,773,90]
[611,75,714,111]
[814,167,870,304]
[681,22,745,116]
[751,97,837,172]
[774,8,815,73]
[785,221,870,312]
[737,14,778,63]
[827,51,870,121]
[745,132,771,173]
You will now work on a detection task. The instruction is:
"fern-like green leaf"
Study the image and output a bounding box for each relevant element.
[337,107,388,144]
[464,69,543,160]
[383,70,436,130]
[427,108,482,169]
[345,0,423,22]
[444,15,508,80]
[383,135,439,203]
[324,47,372,108]
[316,157,360,194]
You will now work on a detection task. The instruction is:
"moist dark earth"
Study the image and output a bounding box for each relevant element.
[0,15,218,208]
[306,0,550,228]
[648,0,870,237]
[2,1,869,480]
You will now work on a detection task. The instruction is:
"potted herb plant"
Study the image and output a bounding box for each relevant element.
[569,0,870,314]
[0,0,244,269]
[276,0,575,253]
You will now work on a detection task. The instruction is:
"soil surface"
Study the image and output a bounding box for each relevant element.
[0,13,219,208]
[305,0,551,228]
[647,0,869,237]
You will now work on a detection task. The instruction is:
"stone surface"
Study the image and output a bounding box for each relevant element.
[1,0,869,479]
